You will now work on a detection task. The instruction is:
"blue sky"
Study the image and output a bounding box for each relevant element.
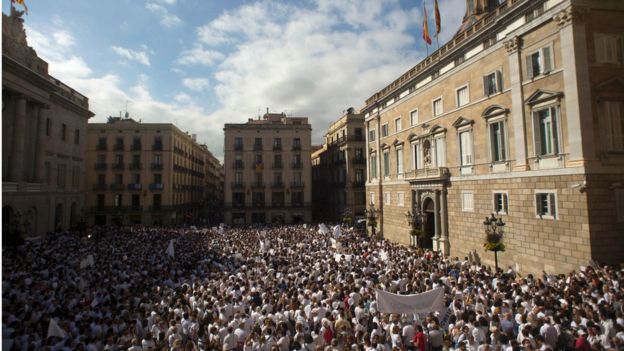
[4,0,465,160]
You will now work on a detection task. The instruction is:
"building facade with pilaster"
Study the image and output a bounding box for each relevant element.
[223,112,312,224]
[363,0,624,273]
[2,11,94,237]
[311,108,367,222]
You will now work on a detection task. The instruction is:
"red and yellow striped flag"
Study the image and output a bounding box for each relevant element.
[422,4,432,45]
[11,0,28,15]
[435,0,441,34]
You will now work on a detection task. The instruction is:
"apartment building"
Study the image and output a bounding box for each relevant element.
[2,11,94,237]
[312,108,367,222]
[363,0,624,273]
[223,112,312,224]
[203,150,224,224]
[86,117,218,226]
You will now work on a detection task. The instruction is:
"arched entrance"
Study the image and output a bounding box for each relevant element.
[422,197,435,249]
[54,204,63,232]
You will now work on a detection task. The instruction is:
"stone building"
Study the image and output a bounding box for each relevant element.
[86,117,218,226]
[312,108,367,222]
[202,150,224,224]
[2,10,94,236]
[363,0,624,273]
[223,112,312,224]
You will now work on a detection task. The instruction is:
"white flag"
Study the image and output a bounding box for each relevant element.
[318,223,330,235]
[330,238,341,250]
[376,288,445,315]
[303,224,307,229]
[47,318,67,339]
[332,225,342,237]
[166,240,175,258]
[379,250,389,262]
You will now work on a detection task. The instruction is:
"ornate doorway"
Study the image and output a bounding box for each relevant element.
[422,197,435,249]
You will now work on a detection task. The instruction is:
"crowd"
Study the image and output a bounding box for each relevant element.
[2,225,623,351]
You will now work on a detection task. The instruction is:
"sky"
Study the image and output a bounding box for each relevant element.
[3,0,466,160]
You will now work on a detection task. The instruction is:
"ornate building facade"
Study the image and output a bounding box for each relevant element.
[2,10,94,236]
[363,0,624,273]
[86,117,219,226]
[223,112,312,224]
[312,108,367,222]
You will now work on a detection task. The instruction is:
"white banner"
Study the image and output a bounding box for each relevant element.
[166,240,175,258]
[318,223,330,235]
[332,225,342,237]
[334,253,352,262]
[47,318,67,339]
[376,288,445,315]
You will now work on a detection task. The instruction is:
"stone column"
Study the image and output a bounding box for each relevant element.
[555,6,594,166]
[10,94,27,182]
[34,105,48,183]
[439,188,449,255]
[433,190,441,250]
[505,36,528,171]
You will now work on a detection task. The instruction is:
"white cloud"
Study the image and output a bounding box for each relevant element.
[111,45,151,66]
[177,46,224,66]
[174,92,192,103]
[182,78,210,92]
[146,2,182,28]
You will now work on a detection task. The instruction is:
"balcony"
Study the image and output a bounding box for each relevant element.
[251,182,265,189]
[152,143,163,151]
[92,184,108,191]
[273,144,282,151]
[111,163,124,170]
[129,162,142,170]
[149,183,164,191]
[271,181,284,188]
[151,163,163,170]
[253,144,263,151]
[352,157,365,164]
[403,167,450,181]
[96,143,107,151]
[231,182,245,189]
[233,161,244,169]
[110,183,124,191]
[252,202,265,208]
[271,202,284,207]
[291,181,305,188]
[114,143,125,151]
[292,144,302,151]
[292,162,303,169]
[130,205,142,211]
[234,144,243,151]
[94,163,108,170]
[131,143,142,151]
[127,183,142,191]
[272,162,283,169]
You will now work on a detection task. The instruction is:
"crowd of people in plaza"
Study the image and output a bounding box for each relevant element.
[2,224,623,351]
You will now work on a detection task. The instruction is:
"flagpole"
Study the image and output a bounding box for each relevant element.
[423,0,429,57]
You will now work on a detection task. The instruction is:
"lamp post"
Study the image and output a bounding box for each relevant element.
[365,204,378,239]
[405,209,425,247]
[483,213,505,271]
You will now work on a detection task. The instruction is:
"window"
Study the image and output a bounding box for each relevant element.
[410,109,419,126]
[71,166,80,187]
[370,154,377,179]
[235,172,243,184]
[154,154,162,165]
[616,189,624,222]
[526,46,553,79]
[599,100,624,151]
[461,192,474,212]
[44,162,50,184]
[255,154,263,164]
[132,154,140,165]
[153,194,162,209]
[483,71,503,95]
[355,169,364,184]
[114,173,123,185]
[383,150,390,177]
[57,164,66,188]
[459,130,473,166]
[132,194,140,208]
[114,194,122,208]
[154,173,162,184]
[96,194,105,208]
[234,137,243,150]
[493,192,508,214]
[381,124,389,137]
[274,154,282,167]
[293,138,301,149]
[74,129,80,145]
[273,138,282,149]
[369,129,376,142]
[233,192,245,206]
[533,106,560,156]
[435,137,446,167]
[61,124,67,141]
[369,192,375,205]
[456,85,469,107]
[355,128,363,140]
[132,173,140,184]
[384,192,391,205]
[355,192,366,206]
[46,118,51,136]
[397,192,404,207]
[396,147,403,174]
[394,117,402,132]
[433,98,443,116]
[355,148,364,160]
[412,143,422,170]
[97,174,106,185]
[594,33,623,64]
[490,120,507,162]
[254,137,263,150]
[535,191,557,219]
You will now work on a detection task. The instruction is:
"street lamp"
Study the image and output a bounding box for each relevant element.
[405,209,425,247]
[365,204,378,239]
[483,213,506,271]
